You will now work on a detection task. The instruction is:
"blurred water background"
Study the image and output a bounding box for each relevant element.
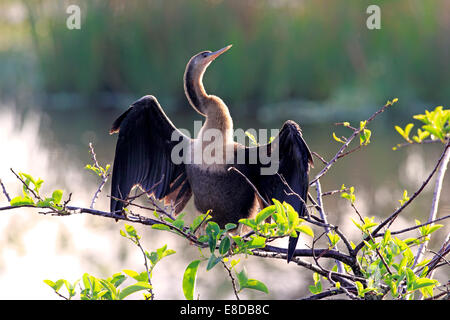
[0,0,448,299]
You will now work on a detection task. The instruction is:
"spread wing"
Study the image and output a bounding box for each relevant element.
[250,120,313,262]
[109,95,192,214]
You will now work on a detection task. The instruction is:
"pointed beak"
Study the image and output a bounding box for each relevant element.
[206,45,232,62]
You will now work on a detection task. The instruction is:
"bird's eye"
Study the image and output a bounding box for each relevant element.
[202,53,208,58]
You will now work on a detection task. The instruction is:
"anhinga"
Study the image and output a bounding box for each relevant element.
[110,45,313,262]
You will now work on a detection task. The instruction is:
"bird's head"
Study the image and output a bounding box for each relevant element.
[184,45,232,116]
[187,45,232,75]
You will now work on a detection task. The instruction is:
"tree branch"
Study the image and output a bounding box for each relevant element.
[310,100,395,185]
[353,141,450,254]
[413,144,450,268]
[0,179,11,202]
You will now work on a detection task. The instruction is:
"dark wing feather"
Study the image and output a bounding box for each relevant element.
[110,95,191,214]
[252,120,313,262]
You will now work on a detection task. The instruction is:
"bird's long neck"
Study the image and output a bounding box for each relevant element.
[184,64,233,141]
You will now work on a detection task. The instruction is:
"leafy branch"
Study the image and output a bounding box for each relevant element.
[0,101,449,300]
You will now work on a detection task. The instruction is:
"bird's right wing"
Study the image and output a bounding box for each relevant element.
[247,120,313,262]
[109,95,192,214]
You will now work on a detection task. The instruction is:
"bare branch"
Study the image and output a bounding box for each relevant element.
[221,261,240,300]
[413,144,450,268]
[0,178,11,202]
[133,235,154,300]
[87,143,110,209]
[353,141,450,254]
[228,166,269,207]
[311,151,328,165]
[10,168,42,201]
[310,100,394,185]
[315,180,345,274]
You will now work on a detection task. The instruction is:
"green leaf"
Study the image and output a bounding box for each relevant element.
[412,278,438,291]
[427,224,443,235]
[43,279,56,290]
[230,259,240,269]
[36,198,53,207]
[44,279,64,291]
[327,231,340,246]
[219,236,231,255]
[10,195,35,206]
[245,131,259,146]
[236,269,249,288]
[224,223,237,231]
[238,218,257,230]
[151,224,171,231]
[247,235,266,249]
[124,224,137,237]
[355,281,365,297]
[156,244,175,261]
[241,279,269,294]
[423,124,444,141]
[360,128,372,146]
[190,213,212,232]
[109,273,126,288]
[255,205,276,225]
[295,225,314,238]
[206,222,221,253]
[182,260,201,300]
[99,279,118,300]
[51,190,63,205]
[206,253,222,271]
[118,282,152,300]
[172,218,185,230]
[35,178,44,192]
[272,199,288,231]
[122,269,140,280]
[309,273,322,294]
[284,202,299,229]
[332,132,345,144]
[395,125,414,143]
[406,268,416,290]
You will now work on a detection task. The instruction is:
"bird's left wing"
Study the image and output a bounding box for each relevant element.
[250,120,313,262]
[109,95,192,215]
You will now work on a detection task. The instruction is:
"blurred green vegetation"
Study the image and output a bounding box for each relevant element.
[0,0,448,114]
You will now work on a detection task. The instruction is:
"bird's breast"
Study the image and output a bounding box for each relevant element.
[185,163,258,227]
[187,138,235,172]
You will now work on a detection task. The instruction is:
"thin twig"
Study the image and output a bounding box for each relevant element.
[307,192,355,257]
[425,234,450,278]
[387,215,450,237]
[133,236,154,300]
[315,180,345,274]
[228,167,269,207]
[350,203,392,275]
[278,173,308,209]
[253,248,367,290]
[221,261,240,300]
[311,152,328,165]
[10,168,42,201]
[354,141,450,254]
[393,138,448,150]
[301,287,348,300]
[258,245,356,269]
[88,143,110,209]
[321,187,351,197]
[310,101,394,185]
[0,179,11,202]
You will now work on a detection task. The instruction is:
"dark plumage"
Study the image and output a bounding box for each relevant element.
[110,45,312,262]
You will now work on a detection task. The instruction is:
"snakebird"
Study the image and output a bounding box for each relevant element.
[109,45,313,262]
